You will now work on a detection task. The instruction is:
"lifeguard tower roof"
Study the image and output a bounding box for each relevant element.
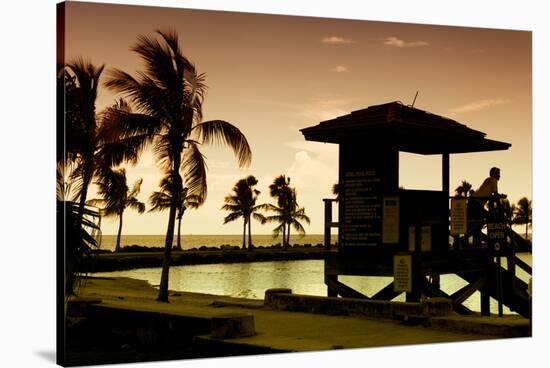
[300,101,511,154]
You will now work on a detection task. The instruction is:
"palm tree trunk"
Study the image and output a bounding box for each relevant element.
[282,225,286,247]
[248,216,252,251]
[115,212,123,252]
[286,223,291,247]
[157,155,182,302]
[77,162,93,217]
[242,219,247,249]
[176,216,182,251]
[526,223,529,240]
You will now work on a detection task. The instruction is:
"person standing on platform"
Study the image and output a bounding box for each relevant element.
[472,167,507,203]
[468,167,507,246]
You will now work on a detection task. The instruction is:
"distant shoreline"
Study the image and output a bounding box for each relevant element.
[95,234,338,252]
[88,245,331,272]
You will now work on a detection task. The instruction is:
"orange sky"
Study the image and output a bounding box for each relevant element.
[62,1,532,235]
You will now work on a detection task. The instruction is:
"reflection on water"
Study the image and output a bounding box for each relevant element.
[94,254,531,315]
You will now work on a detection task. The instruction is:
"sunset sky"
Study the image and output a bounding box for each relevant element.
[62,1,532,235]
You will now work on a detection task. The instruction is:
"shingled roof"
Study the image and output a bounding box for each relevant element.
[300,101,511,154]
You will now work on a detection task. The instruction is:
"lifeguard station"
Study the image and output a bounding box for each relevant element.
[301,101,531,317]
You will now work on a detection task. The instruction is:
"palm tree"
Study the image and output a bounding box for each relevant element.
[332,183,340,200]
[57,162,100,297]
[87,168,146,252]
[62,61,140,221]
[454,180,472,197]
[268,175,292,245]
[221,176,267,250]
[105,30,251,302]
[62,60,105,216]
[266,186,310,247]
[501,199,516,226]
[149,174,203,251]
[513,197,532,239]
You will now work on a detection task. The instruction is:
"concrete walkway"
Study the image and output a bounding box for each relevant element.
[76,277,520,353]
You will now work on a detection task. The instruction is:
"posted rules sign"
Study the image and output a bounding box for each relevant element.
[393,255,412,293]
[451,198,467,235]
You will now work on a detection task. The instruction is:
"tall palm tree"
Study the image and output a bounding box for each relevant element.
[87,168,146,252]
[221,176,267,250]
[63,59,105,216]
[149,174,203,251]
[454,180,472,197]
[62,61,139,220]
[513,197,532,239]
[105,30,251,302]
[266,186,310,247]
[268,175,292,245]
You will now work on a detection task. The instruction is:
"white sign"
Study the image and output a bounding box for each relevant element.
[421,226,431,252]
[382,196,399,244]
[394,255,412,292]
[451,198,467,235]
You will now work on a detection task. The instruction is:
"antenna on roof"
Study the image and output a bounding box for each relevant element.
[411,90,419,108]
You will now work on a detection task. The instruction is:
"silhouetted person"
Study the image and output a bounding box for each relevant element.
[468,167,507,246]
[472,167,507,203]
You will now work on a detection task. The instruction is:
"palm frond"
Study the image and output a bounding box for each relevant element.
[253,203,272,212]
[193,120,251,168]
[222,196,240,206]
[127,197,146,214]
[85,198,106,208]
[128,178,143,198]
[221,203,242,212]
[181,142,208,200]
[66,58,105,104]
[291,220,307,236]
[264,214,285,223]
[184,68,207,122]
[132,33,181,93]
[223,212,243,224]
[105,69,168,119]
[184,194,203,209]
[152,134,173,171]
[93,167,128,217]
[252,213,267,224]
[148,191,172,212]
[155,29,192,82]
[99,134,154,166]
[99,104,163,142]
[271,223,286,238]
[293,208,311,224]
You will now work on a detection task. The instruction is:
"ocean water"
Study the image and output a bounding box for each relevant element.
[97,234,337,252]
[94,254,531,315]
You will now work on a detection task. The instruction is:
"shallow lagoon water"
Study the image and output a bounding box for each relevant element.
[94,253,531,315]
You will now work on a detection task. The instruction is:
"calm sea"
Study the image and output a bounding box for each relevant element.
[93,254,531,315]
[97,234,337,251]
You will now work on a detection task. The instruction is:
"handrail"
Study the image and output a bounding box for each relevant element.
[514,255,532,275]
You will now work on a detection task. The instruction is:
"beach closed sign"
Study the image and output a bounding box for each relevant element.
[393,255,412,293]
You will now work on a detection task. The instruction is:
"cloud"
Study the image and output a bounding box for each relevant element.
[450,99,509,114]
[322,36,355,44]
[283,143,339,232]
[384,36,429,48]
[332,65,348,73]
[299,98,356,122]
